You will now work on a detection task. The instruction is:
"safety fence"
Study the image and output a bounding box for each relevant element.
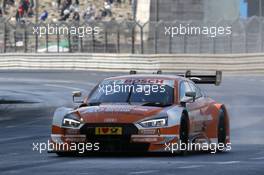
[1,16,264,54]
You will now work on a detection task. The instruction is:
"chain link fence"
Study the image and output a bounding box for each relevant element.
[0,16,264,54]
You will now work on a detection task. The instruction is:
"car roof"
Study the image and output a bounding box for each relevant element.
[104,74,187,82]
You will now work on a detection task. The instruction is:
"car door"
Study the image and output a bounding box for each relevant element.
[187,81,210,133]
[179,81,207,134]
[179,81,199,134]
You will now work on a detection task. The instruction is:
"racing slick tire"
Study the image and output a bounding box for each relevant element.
[179,113,189,155]
[217,108,227,152]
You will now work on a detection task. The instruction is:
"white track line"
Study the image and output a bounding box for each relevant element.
[0,135,40,143]
[129,170,159,174]
[0,117,13,122]
[250,157,264,160]
[44,84,86,91]
[215,161,240,165]
[178,165,204,169]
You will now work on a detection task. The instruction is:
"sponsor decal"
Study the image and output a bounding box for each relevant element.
[95,127,122,135]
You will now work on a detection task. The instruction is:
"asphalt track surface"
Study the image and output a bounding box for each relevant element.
[0,71,264,175]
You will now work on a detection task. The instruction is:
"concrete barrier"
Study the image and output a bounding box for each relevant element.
[0,53,263,74]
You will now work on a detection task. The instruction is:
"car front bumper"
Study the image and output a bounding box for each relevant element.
[50,124,180,153]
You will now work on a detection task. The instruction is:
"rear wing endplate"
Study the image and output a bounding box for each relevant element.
[184,70,222,86]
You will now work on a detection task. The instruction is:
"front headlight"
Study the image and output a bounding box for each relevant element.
[139,118,168,128]
[62,114,81,128]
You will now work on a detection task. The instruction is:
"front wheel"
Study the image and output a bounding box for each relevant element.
[179,113,189,155]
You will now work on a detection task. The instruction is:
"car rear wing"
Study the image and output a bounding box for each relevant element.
[184,70,222,86]
[129,70,222,86]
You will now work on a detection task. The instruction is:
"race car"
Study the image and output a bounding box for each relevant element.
[49,70,230,155]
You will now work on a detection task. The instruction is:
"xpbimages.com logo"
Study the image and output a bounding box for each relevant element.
[164,141,232,154]
[32,24,102,38]
[165,24,232,38]
[98,82,166,96]
[32,140,100,154]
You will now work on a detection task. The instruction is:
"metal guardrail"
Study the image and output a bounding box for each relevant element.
[0,53,263,74]
[1,17,264,54]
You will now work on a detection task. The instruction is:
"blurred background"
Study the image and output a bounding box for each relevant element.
[0,0,264,54]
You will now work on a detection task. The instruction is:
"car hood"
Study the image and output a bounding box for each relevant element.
[77,104,164,123]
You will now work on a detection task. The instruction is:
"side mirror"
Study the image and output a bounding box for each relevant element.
[185,91,196,102]
[72,91,83,103]
[215,71,222,86]
[180,91,196,107]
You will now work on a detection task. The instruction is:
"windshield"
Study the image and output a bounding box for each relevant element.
[88,79,174,106]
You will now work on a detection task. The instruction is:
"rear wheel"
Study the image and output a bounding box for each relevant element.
[217,109,226,152]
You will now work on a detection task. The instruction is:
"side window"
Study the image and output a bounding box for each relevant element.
[180,82,186,100]
[188,82,203,99]
[180,81,192,100]
[196,85,205,97]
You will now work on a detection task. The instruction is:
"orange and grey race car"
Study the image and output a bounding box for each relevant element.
[50,70,230,155]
